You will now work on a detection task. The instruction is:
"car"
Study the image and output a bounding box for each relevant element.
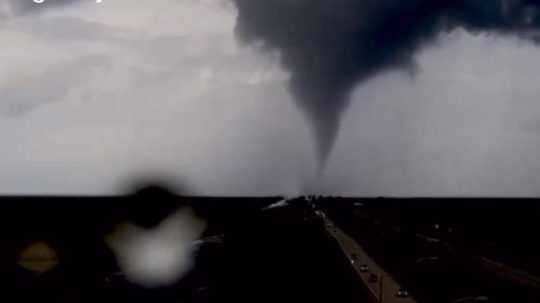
[368,273,378,283]
[359,264,369,272]
[396,288,409,298]
[350,253,359,263]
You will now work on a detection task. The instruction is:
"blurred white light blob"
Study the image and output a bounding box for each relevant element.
[106,208,206,287]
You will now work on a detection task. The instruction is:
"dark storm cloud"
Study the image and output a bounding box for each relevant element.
[232,0,540,163]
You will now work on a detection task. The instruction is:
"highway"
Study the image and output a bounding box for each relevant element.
[315,199,540,303]
[320,211,416,303]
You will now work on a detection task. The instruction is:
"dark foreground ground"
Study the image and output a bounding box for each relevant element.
[318,198,540,303]
[0,192,368,303]
[3,192,540,303]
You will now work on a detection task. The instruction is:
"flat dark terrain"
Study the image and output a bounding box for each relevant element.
[4,193,540,303]
[318,198,540,303]
[0,193,369,303]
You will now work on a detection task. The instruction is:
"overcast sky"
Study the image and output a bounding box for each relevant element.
[3,0,540,196]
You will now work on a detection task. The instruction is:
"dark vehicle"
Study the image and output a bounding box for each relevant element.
[368,273,378,283]
[359,264,369,272]
[350,253,359,264]
[396,288,409,298]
